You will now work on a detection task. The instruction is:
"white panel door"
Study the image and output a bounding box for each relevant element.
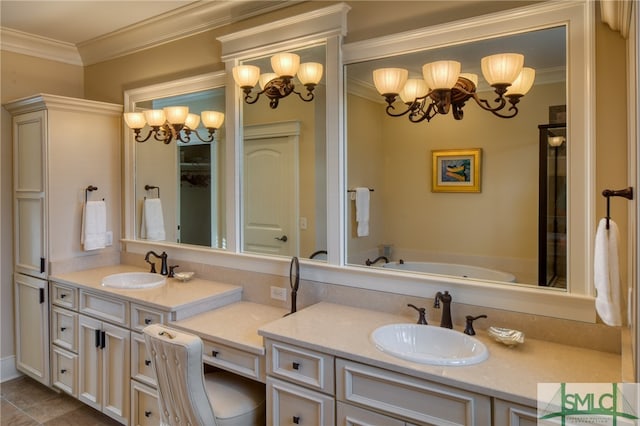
[243,136,298,256]
[78,315,102,411]
[102,322,130,424]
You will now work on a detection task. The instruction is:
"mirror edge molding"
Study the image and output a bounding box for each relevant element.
[123,71,228,244]
[123,1,598,323]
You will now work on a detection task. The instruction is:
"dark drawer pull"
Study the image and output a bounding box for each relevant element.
[292,362,300,370]
[293,415,300,424]
[211,350,219,357]
[145,411,152,418]
[144,318,152,325]
[60,293,67,299]
[60,369,67,374]
[60,327,67,332]
[145,359,151,366]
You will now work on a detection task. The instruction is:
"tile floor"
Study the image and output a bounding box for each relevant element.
[1,376,121,426]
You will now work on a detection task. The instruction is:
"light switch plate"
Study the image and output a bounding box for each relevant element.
[105,231,113,246]
[270,286,287,301]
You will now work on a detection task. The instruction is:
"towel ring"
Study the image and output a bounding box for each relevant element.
[145,185,160,199]
[602,187,633,229]
[85,185,99,203]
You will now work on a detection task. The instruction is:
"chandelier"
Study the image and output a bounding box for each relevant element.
[124,107,225,144]
[372,53,535,123]
[232,52,323,109]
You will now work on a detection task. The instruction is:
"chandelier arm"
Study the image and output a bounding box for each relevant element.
[243,91,261,105]
[470,93,508,113]
[489,104,519,119]
[293,88,315,102]
[191,129,215,143]
[408,101,438,123]
[133,129,155,143]
[177,129,192,144]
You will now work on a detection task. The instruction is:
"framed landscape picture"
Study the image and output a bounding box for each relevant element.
[431,148,482,193]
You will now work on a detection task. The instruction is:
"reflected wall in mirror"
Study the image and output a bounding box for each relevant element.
[134,87,226,248]
[346,26,567,288]
[240,44,328,260]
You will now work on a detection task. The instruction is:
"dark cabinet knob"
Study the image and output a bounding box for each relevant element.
[60,369,67,374]
[144,318,152,325]
[293,415,300,424]
[211,350,219,357]
[145,411,152,418]
[60,293,67,299]
[60,327,67,332]
[292,362,300,370]
[145,360,151,366]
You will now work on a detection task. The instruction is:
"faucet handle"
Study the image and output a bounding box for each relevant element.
[464,314,487,335]
[168,265,180,278]
[407,304,428,325]
[148,262,157,273]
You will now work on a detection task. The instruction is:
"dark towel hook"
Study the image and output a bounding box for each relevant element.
[602,187,633,229]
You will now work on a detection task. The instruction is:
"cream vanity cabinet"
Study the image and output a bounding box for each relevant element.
[264,338,492,426]
[6,94,122,387]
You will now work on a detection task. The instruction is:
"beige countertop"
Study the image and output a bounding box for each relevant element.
[51,265,242,315]
[258,302,621,407]
[171,301,288,355]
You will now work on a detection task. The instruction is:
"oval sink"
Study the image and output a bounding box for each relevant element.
[102,272,166,289]
[370,323,488,366]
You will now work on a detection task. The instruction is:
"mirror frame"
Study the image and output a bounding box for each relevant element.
[123,1,597,322]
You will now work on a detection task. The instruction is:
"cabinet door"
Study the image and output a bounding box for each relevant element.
[78,315,102,411]
[13,110,47,279]
[14,273,50,386]
[131,381,160,426]
[102,322,130,424]
[493,399,538,426]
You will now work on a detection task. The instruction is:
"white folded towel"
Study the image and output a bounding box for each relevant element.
[81,200,107,251]
[594,218,622,326]
[141,198,166,241]
[355,187,370,237]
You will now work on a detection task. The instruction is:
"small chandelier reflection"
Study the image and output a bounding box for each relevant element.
[373,53,535,123]
[124,107,224,144]
[232,52,323,109]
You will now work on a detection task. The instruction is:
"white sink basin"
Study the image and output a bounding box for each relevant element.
[101,272,166,289]
[370,323,488,366]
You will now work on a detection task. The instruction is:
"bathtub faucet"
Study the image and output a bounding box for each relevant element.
[434,291,453,329]
[144,250,168,276]
[365,256,389,266]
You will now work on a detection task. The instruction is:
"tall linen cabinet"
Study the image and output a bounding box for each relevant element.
[5,94,122,388]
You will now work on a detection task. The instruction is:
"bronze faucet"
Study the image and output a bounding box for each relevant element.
[144,250,168,275]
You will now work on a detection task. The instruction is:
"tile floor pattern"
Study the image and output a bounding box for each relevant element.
[1,376,121,425]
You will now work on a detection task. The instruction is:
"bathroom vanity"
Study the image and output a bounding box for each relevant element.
[258,302,621,426]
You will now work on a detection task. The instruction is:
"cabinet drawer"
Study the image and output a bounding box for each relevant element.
[336,359,491,426]
[131,380,160,426]
[493,399,537,426]
[131,304,166,332]
[203,339,265,383]
[52,346,77,397]
[132,332,156,387]
[337,401,405,426]
[80,290,129,326]
[51,282,77,310]
[52,306,78,352]
[266,339,334,394]
[267,377,335,426]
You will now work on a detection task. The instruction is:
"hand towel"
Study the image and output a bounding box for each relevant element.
[594,218,622,326]
[355,187,370,237]
[81,200,107,251]
[141,198,166,241]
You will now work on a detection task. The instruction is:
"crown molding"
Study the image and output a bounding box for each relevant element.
[1,1,298,66]
[78,1,297,66]
[0,27,82,66]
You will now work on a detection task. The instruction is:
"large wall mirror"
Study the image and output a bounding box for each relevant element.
[239,44,328,260]
[345,26,566,289]
[124,72,227,249]
[341,0,594,304]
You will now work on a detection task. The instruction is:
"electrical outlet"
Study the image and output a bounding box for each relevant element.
[105,231,113,246]
[300,217,308,230]
[270,286,287,301]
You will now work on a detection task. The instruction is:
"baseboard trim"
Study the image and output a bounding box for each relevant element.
[1,355,22,383]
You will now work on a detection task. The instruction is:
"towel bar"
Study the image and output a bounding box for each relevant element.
[602,187,633,229]
[85,185,99,202]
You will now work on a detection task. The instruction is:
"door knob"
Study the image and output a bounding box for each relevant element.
[275,235,288,242]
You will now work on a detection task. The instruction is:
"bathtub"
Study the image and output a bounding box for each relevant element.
[382,261,517,282]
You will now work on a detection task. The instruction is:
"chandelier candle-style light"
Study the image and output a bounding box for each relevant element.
[373,53,535,123]
[124,107,225,144]
[232,52,323,109]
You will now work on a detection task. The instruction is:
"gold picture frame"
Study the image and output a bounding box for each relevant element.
[431,148,482,193]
